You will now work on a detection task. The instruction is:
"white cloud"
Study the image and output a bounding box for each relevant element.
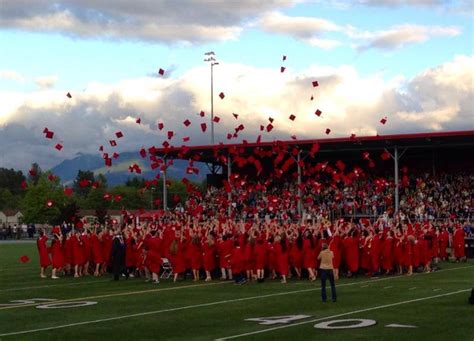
[34,75,59,89]
[0,70,25,82]
[0,55,472,171]
[348,24,461,50]
[258,11,342,49]
[0,0,293,43]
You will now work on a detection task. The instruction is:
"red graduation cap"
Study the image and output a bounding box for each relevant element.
[114,195,122,202]
[213,116,220,123]
[362,151,370,160]
[158,122,164,130]
[289,114,296,121]
[115,131,123,138]
[312,81,319,87]
[280,66,286,73]
[268,117,274,123]
[219,92,225,99]
[381,150,391,161]
[158,68,165,76]
[110,140,117,147]
[55,143,63,151]
[167,131,174,139]
[380,117,387,125]
[105,157,112,167]
[45,130,54,139]
[103,193,112,201]
[199,110,205,117]
[47,173,56,182]
[201,123,207,132]
[136,117,141,124]
[64,187,74,196]
[79,179,90,187]
[113,152,119,159]
[183,136,190,142]
[310,95,314,101]
[66,92,72,98]
[19,255,30,263]
[43,127,49,134]
[291,135,297,140]
[183,119,191,127]
[315,109,322,117]
[99,145,104,151]
[21,180,28,189]
[232,113,238,119]
[139,148,147,158]
[266,123,273,132]
[227,133,232,140]
[29,168,37,177]
[282,55,287,61]
[325,128,331,135]
[46,199,54,208]
[260,125,264,131]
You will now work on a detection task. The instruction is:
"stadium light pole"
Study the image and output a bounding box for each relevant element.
[394,146,399,213]
[204,52,219,145]
[162,160,168,211]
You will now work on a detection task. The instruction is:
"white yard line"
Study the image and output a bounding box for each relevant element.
[0,281,230,310]
[0,265,472,336]
[215,289,471,340]
[0,279,112,292]
[409,287,417,290]
[383,286,393,289]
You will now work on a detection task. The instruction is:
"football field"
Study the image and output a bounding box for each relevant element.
[1,242,473,340]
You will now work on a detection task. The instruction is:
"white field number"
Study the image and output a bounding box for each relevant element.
[245,315,311,325]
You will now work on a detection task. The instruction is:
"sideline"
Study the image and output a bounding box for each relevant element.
[0,266,472,336]
[1,264,472,310]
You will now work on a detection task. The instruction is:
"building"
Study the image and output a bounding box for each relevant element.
[0,209,24,225]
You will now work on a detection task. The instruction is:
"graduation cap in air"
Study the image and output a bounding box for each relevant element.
[136,117,141,124]
[158,68,165,76]
[312,81,319,87]
[66,92,72,98]
[167,131,174,139]
[213,116,220,123]
[21,180,28,189]
[289,114,296,121]
[110,140,117,147]
[266,124,273,132]
[199,111,205,117]
[380,117,387,125]
[280,66,286,73]
[232,113,238,119]
[158,122,164,130]
[325,128,331,135]
[113,152,119,159]
[19,255,30,263]
[282,55,287,61]
[315,109,322,117]
[219,92,225,99]
[45,130,54,139]
[46,199,54,208]
[201,123,207,132]
[105,157,112,167]
[55,143,63,151]
[115,131,123,138]
[183,119,191,127]
[139,148,147,158]
[183,136,190,142]
[64,187,74,196]
[310,95,314,101]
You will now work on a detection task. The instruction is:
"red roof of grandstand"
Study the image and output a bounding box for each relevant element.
[153,130,474,164]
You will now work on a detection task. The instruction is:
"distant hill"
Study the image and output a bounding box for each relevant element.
[50,151,208,186]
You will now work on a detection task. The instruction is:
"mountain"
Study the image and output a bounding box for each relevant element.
[50,151,209,186]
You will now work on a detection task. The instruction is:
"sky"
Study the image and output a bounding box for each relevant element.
[0,0,472,172]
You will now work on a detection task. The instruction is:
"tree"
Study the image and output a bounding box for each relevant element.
[73,170,95,197]
[21,174,67,224]
[0,168,26,194]
[125,177,146,188]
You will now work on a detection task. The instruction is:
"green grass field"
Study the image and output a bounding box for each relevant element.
[1,241,473,340]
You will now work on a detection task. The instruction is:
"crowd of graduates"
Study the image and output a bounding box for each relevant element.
[36,214,469,283]
[34,169,472,282]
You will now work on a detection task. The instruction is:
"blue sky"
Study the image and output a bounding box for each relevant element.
[0,0,472,171]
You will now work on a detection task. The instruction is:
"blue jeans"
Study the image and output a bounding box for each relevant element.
[320,269,336,302]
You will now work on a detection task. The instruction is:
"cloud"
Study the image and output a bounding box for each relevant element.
[0,70,25,82]
[34,75,59,89]
[258,11,342,49]
[0,0,293,44]
[348,24,461,50]
[0,55,472,172]
[357,0,444,7]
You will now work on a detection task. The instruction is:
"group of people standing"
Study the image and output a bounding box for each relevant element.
[36,217,468,287]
